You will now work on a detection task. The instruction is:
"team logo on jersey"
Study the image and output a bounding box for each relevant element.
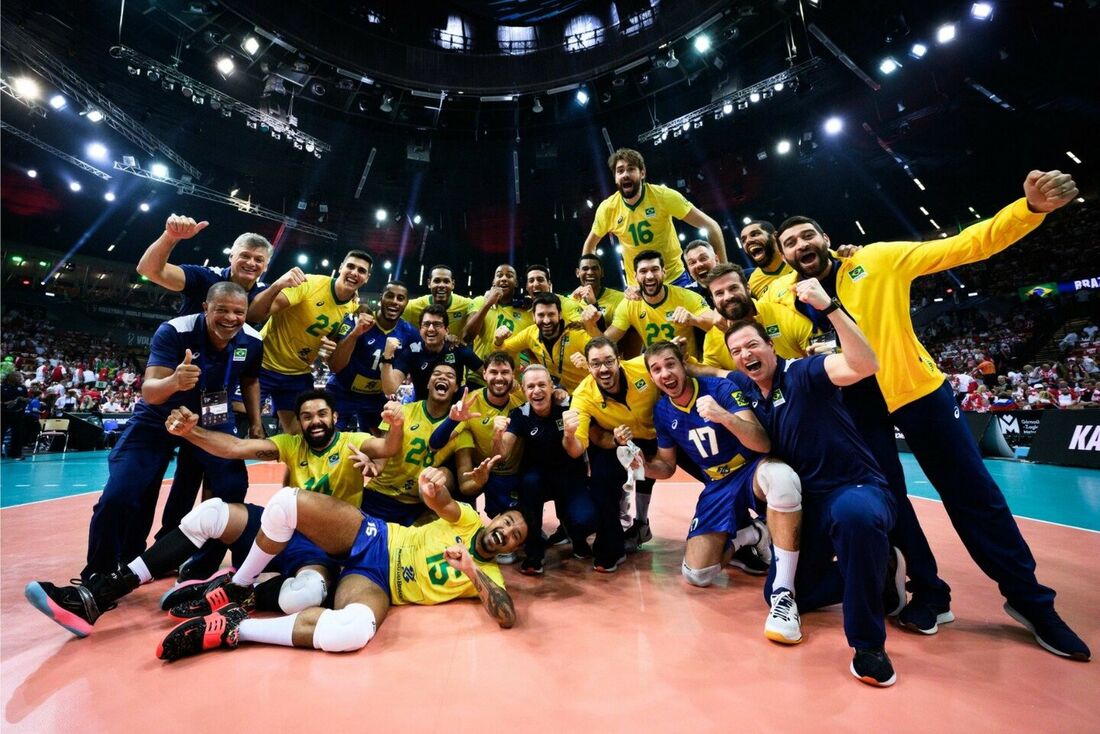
[634,378,647,390]
[616,215,624,225]
[232,348,248,361]
[410,423,420,430]
[444,353,455,363]
[298,347,312,362]
[765,324,780,337]
[665,311,675,319]
[367,338,376,345]
[530,427,540,436]
[316,301,326,307]
[482,417,492,425]
[402,566,415,583]
[555,418,564,431]
[410,343,422,353]
[772,388,786,407]
[639,311,647,319]
[731,391,749,407]
[299,460,308,467]
[848,265,868,282]
[328,453,340,465]
[338,323,352,336]
[671,419,678,430]
[645,207,656,217]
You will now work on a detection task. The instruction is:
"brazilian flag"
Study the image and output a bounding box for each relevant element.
[1018,282,1057,301]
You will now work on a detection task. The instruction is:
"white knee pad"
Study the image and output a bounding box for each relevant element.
[312,603,376,653]
[681,561,722,587]
[261,486,300,543]
[278,569,327,613]
[755,461,802,513]
[179,498,230,547]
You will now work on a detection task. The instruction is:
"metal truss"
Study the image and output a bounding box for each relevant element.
[1,121,112,179]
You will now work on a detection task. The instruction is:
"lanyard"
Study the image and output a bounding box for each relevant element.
[540,329,568,376]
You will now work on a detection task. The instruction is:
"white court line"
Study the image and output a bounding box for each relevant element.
[909,494,1100,535]
[0,480,285,510]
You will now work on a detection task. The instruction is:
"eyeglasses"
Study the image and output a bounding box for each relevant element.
[421,322,445,330]
[587,358,618,370]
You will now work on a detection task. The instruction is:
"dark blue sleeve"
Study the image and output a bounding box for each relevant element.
[713,377,749,414]
[393,348,417,374]
[462,347,483,373]
[147,323,181,369]
[240,338,262,379]
[428,416,461,450]
[247,281,268,304]
[506,407,526,437]
[654,402,676,450]
[180,265,218,301]
[800,355,836,395]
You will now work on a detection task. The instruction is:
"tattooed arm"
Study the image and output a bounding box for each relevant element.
[165,406,282,460]
[444,543,517,629]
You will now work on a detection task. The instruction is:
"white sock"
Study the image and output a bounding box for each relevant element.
[773,548,799,594]
[238,613,298,647]
[732,524,760,552]
[232,545,276,586]
[127,557,152,585]
[635,492,652,523]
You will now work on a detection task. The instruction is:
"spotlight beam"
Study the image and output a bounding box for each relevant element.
[807,24,880,92]
[112,161,337,240]
[0,78,47,116]
[0,121,112,179]
[0,18,202,179]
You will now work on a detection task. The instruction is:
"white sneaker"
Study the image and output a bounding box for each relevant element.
[496,552,517,565]
[765,589,803,644]
[751,518,772,566]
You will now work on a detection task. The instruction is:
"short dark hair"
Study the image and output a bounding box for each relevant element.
[683,239,713,256]
[578,253,602,267]
[421,304,449,328]
[384,280,408,293]
[608,147,645,172]
[295,388,337,416]
[704,262,748,289]
[205,281,248,303]
[430,362,459,379]
[343,249,374,266]
[584,336,620,359]
[484,351,515,370]
[633,249,664,270]
[526,264,551,279]
[742,220,776,235]
[776,216,824,242]
[428,265,453,280]
[531,292,562,312]
[724,318,771,346]
[643,340,684,370]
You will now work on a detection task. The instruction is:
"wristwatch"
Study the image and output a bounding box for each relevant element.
[819,298,842,315]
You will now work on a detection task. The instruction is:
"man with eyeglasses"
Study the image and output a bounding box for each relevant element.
[381,305,483,399]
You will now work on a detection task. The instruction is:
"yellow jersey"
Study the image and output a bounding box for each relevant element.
[467,298,535,359]
[387,502,505,605]
[269,431,372,508]
[451,387,526,475]
[403,293,474,338]
[591,183,693,287]
[501,323,592,392]
[260,275,358,375]
[555,293,586,324]
[593,287,625,322]
[702,300,812,370]
[570,355,658,450]
[748,256,794,299]
[610,285,711,357]
[764,198,1045,412]
[369,400,474,504]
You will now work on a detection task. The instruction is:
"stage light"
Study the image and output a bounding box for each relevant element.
[321,258,330,267]
[971,3,993,20]
[855,220,866,235]
[216,57,235,76]
[749,92,761,103]
[413,214,422,224]
[663,49,679,69]
[693,35,711,53]
[936,24,956,44]
[615,244,624,254]
[742,216,752,225]
[774,82,785,92]
[824,117,843,135]
[140,202,151,212]
[698,228,707,237]
[575,88,589,106]
[86,142,108,161]
[13,76,40,100]
[104,192,116,202]
[910,43,928,59]
[681,121,690,132]
[241,36,260,55]
[920,206,930,215]
[586,199,594,208]
[69,181,82,192]
[660,130,669,141]
[678,233,685,242]
[49,94,66,110]
[929,219,940,228]
[27,169,37,178]
[530,96,544,114]
[383,260,393,271]
[380,93,393,112]
[107,244,116,252]
[375,208,388,222]
[879,57,900,74]
[776,139,792,155]
[85,108,104,122]
[297,254,309,265]
[150,163,169,178]
[1066,151,1082,164]
[913,178,926,191]
[722,102,733,115]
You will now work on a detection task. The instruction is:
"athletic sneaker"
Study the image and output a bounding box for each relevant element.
[623,519,652,553]
[572,539,593,559]
[1003,603,1091,661]
[764,588,803,644]
[168,574,255,621]
[159,568,235,612]
[750,518,772,565]
[545,526,570,546]
[593,555,627,574]
[496,552,518,565]
[884,547,907,617]
[24,565,139,638]
[850,648,897,687]
[157,604,249,661]
[729,546,769,576]
[520,558,544,576]
[898,594,954,635]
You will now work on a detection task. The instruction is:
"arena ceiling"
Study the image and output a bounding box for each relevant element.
[1,0,1097,296]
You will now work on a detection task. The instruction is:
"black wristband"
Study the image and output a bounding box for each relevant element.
[380,356,394,364]
[819,298,841,316]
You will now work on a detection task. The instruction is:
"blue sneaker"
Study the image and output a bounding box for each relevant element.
[1004,603,1091,661]
[898,595,954,635]
[851,648,897,687]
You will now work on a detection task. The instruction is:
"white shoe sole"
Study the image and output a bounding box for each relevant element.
[850,661,897,687]
[900,610,955,635]
[1003,603,1089,660]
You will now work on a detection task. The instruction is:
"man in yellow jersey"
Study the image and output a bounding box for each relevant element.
[583,148,726,288]
[768,169,1088,661]
[362,362,479,526]
[697,263,812,372]
[682,239,719,307]
[428,354,526,556]
[403,264,475,340]
[463,264,535,361]
[563,337,662,571]
[741,220,793,299]
[247,250,370,434]
[605,250,717,358]
[524,264,585,323]
[495,293,600,392]
[154,463,525,660]
[572,253,625,328]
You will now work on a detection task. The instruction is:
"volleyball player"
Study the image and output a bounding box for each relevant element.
[463,264,534,360]
[402,264,475,340]
[382,305,483,399]
[739,220,792,299]
[572,253,625,325]
[495,293,599,392]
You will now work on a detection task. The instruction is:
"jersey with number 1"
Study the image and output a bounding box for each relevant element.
[591,183,693,287]
[327,318,421,398]
[653,376,762,483]
[260,275,358,375]
[268,431,373,508]
[369,400,474,504]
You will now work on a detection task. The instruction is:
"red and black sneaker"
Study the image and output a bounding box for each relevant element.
[159,568,234,612]
[157,604,249,661]
[25,565,139,638]
[168,574,255,621]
